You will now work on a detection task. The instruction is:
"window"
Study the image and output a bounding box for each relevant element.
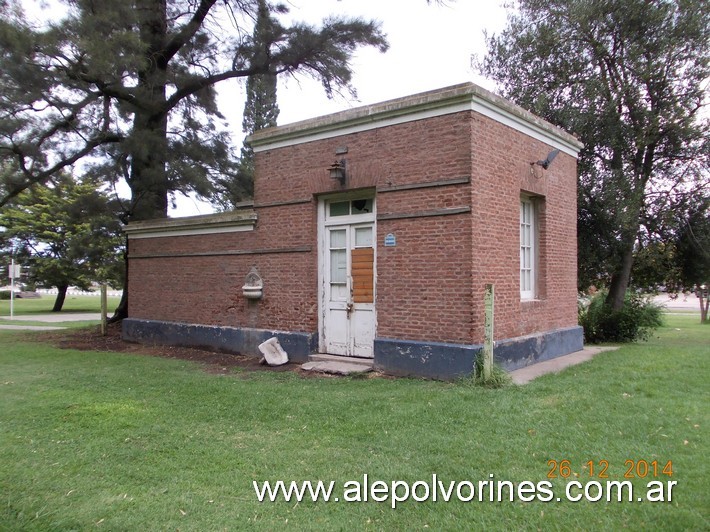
[520,197,536,299]
[328,198,373,218]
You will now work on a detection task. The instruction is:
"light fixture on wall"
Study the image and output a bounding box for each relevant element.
[328,159,346,184]
[529,148,560,178]
[533,148,560,169]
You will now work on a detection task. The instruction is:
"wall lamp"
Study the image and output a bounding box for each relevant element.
[328,159,346,184]
[529,148,560,178]
[531,148,560,170]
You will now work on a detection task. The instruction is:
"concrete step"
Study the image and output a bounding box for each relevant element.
[301,354,374,376]
[308,353,374,366]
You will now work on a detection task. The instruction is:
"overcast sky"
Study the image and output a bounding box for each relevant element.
[246,0,507,124]
[26,0,512,216]
[177,0,511,215]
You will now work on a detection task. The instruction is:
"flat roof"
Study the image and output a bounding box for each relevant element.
[124,210,256,239]
[248,82,583,157]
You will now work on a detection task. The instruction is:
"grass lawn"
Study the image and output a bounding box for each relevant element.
[0,294,121,317]
[0,295,121,328]
[0,316,707,530]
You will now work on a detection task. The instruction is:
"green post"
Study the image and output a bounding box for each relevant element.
[483,284,494,381]
[100,284,107,336]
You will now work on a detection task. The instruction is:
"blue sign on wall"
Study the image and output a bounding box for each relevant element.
[384,233,396,247]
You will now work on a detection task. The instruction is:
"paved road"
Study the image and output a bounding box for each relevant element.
[653,293,702,312]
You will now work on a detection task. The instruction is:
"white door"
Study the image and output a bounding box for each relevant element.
[322,212,376,358]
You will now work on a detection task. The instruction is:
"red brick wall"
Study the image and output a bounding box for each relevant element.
[469,113,578,343]
[128,108,578,347]
[253,112,475,345]
[128,201,320,333]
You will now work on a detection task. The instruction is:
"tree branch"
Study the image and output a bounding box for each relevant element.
[0,132,124,208]
[164,66,261,111]
[162,0,219,65]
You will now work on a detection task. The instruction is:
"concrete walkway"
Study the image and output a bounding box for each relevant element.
[0,313,102,331]
[509,346,619,385]
[0,313,101,323]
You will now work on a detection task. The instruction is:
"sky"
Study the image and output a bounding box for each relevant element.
[23,0,512,217]
[241,0,508,124]
[178,0,511,216]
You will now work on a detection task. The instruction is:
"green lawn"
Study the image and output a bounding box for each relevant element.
[0,295,121,328]
[0,294,121,317]
[0,316,707,530]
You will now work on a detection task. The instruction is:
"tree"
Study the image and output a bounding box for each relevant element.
[480,0,709,310]
[0,0,388,319]
[631,176,709,291]
[675,197,710,322]
[0,0,388,219]
[0,174,124,311]
[212,0,279,209]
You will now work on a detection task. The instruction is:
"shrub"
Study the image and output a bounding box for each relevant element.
[579,290,664,343]
[0,290,11,300]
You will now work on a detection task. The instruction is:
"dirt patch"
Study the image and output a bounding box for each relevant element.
[37,322,312,376]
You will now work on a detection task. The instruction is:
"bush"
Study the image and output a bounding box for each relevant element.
[579,290,664,343]
[0,290,11,300]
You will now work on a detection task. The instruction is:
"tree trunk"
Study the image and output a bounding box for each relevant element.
[605,237,635,312]
[109,244,129,323]
[127,120,169,221]
[52,285,68,312]
[128,0,169,222]
[114,0,169,321]
[109,287,128,323]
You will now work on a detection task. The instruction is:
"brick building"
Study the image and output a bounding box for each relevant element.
[123,83,584,379]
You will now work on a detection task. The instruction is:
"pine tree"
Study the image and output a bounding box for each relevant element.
[0,0,388,221]
[0,0,389,320]
[213,0,280,208]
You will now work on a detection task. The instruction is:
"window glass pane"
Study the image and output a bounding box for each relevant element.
[330,229,346,248]
[521,269,530,291]
[351,198,373,214]
[330,249,347,283]
[355,227,373,247]
[520,198,535,298]
[331,283,348,301]
[329,201,349,217]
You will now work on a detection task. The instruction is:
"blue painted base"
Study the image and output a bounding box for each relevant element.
[374,338,481,380]
[493,326,584,371]
[374,326,584,380]
[122,319,584,379]
[122,319,317,363]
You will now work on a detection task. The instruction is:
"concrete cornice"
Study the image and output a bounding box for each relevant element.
[248,82,584,157]
[124,210,257,239]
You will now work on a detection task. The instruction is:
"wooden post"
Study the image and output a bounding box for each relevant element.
[100,284,108,336]
[483,284,494,381]
[9,257,15,320]
[698,285,709,324]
